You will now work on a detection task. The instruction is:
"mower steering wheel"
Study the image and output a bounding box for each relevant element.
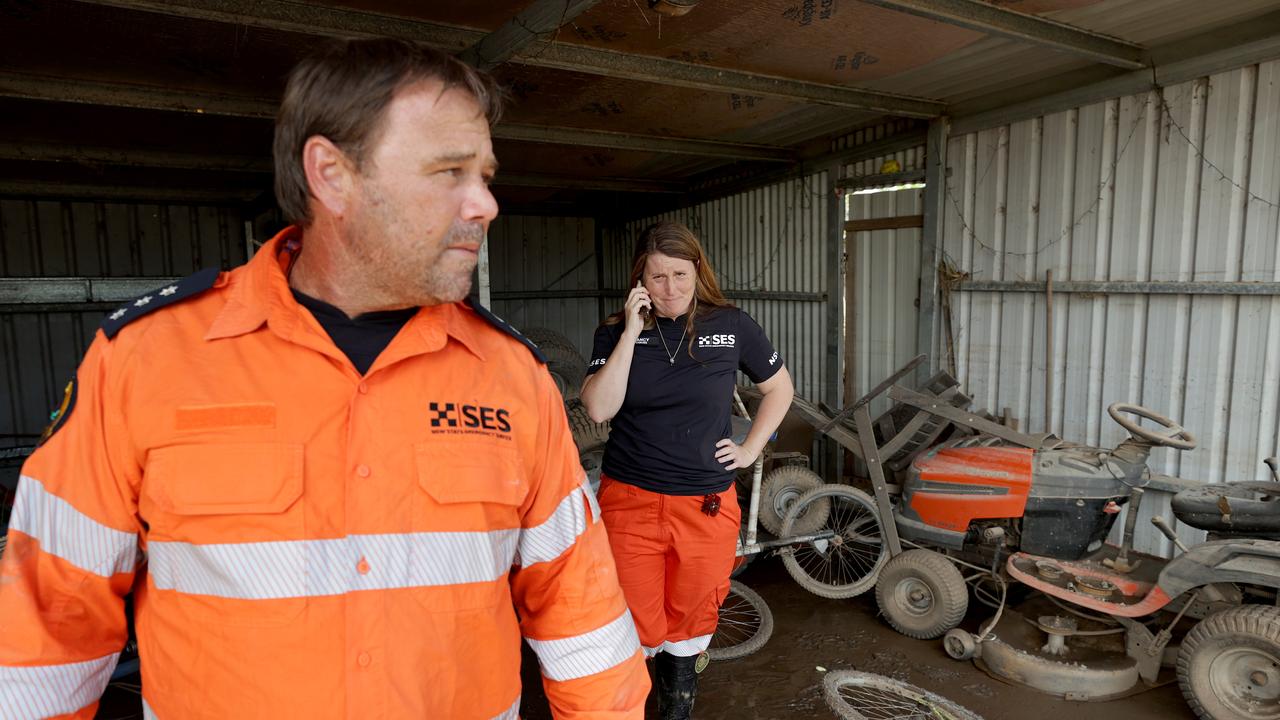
[1107,402,1197,450]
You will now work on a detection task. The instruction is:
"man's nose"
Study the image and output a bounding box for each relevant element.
[461,180,499,223]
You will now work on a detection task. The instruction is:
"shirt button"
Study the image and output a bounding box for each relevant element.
[357,382,369,394]
[357,558,370,575]
[357,652,371,667]
[356,464,371,478]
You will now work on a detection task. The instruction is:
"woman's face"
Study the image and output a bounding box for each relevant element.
[642,252,698,318]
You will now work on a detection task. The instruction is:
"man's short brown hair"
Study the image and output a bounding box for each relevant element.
[273,38,503,226]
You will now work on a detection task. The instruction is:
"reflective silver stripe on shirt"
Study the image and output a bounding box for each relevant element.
[10,474,138,577]
[491,693,520,720]
[143,697,158,720]
[525,610,641,682]
[517,486,591,568]
[149,530,519,599]
[0,652,118,719]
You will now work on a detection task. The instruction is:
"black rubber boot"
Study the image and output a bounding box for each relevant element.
[655,652,699,720]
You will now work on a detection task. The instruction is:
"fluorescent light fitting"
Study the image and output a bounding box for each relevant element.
[850,182,926,196]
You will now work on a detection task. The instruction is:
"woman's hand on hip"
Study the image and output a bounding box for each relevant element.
[715,438,758,471]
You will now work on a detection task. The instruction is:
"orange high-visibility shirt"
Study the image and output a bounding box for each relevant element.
[0,227,649,719]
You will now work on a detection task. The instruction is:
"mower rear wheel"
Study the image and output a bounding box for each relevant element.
[874,549,969,640]
[1178,604,1280,720]
[780,485,887,599]
[759,466,826,536]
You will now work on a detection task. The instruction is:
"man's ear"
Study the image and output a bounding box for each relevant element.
[303,135,357,218]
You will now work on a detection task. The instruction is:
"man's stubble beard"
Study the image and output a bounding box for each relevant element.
[417,220,483,305]
[351,187,483,308]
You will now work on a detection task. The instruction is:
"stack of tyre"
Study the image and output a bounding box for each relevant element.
[0,445,32,558]
[520,328,608,496]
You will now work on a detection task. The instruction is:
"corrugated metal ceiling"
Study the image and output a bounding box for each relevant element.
[0,0,1278,212]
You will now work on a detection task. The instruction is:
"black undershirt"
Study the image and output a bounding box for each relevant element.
[292,290,417,375]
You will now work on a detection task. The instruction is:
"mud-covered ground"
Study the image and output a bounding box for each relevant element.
[521,556,1195,720]
[97,555,1195,719]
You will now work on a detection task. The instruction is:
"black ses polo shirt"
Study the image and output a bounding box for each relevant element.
[586,306,783,496]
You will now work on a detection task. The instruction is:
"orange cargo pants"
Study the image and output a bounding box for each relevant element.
[597,474,740,657]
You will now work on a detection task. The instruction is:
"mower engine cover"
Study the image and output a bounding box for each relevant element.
[901,438,1033,541]
[904,437,1140,559]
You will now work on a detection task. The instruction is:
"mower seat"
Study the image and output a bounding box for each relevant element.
[1171,482,1280,535]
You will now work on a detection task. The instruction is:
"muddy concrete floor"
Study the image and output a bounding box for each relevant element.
[97,555,1196,719]
[521,555,1196,720]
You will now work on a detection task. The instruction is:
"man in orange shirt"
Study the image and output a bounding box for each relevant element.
[0,38,648,718]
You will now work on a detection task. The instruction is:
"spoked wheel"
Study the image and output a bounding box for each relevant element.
[708,580,774,661]
[875,549,969,639]
[823,670,985,720]
[1178,605,1280,720]
[780,485,888,599]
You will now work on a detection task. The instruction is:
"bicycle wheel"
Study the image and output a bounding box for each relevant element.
[780,485,888,599]
[823,670,985,720]
[708,580,774,661]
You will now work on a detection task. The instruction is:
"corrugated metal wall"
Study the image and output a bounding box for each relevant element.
[602,173,830,401]
[845,145,926,415]
[0,199,247,447]
[939,60,1280,553]
[485,215,599,355]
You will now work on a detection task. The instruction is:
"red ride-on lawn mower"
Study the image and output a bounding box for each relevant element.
[778,356,1280,719]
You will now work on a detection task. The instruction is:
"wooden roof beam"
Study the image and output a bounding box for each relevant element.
[459,0,603,70]
[0,73,793,161]
[0,142,686,194]
[858,0,1146,69]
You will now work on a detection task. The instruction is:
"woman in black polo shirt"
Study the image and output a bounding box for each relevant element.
[580,221,794,719]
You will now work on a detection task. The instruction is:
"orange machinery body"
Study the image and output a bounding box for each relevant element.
[907,446,1035,533]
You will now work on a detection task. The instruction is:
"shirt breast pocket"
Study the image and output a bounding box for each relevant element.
[142,442,306,625]
[410,441,528,611]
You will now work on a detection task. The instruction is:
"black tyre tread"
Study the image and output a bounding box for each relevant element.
[822,670,985,720]
[567,402,610,450]
[708,580,774,661]
[1177,604,1280,720]
[759,466,826,536]
[522,327,583,358]
[874,549,969,640]
[521,328,588,401]
[781,485,887,599]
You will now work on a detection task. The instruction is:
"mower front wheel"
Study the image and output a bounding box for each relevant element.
[759,466,826,536]
[1177,604,1280,720]
[874,549,969,639]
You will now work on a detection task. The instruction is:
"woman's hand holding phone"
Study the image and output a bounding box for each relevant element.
[624,280,651,339]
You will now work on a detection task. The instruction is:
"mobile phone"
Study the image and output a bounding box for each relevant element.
[637,280,651,318]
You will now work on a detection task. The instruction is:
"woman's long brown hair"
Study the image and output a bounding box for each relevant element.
[604,221,732,359]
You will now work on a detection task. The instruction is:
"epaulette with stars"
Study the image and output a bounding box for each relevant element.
[100,267,222,339]
[463,298,548,364]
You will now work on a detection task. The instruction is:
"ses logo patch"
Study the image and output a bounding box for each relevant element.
[696,334,736,348]
[429,401,513,438]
